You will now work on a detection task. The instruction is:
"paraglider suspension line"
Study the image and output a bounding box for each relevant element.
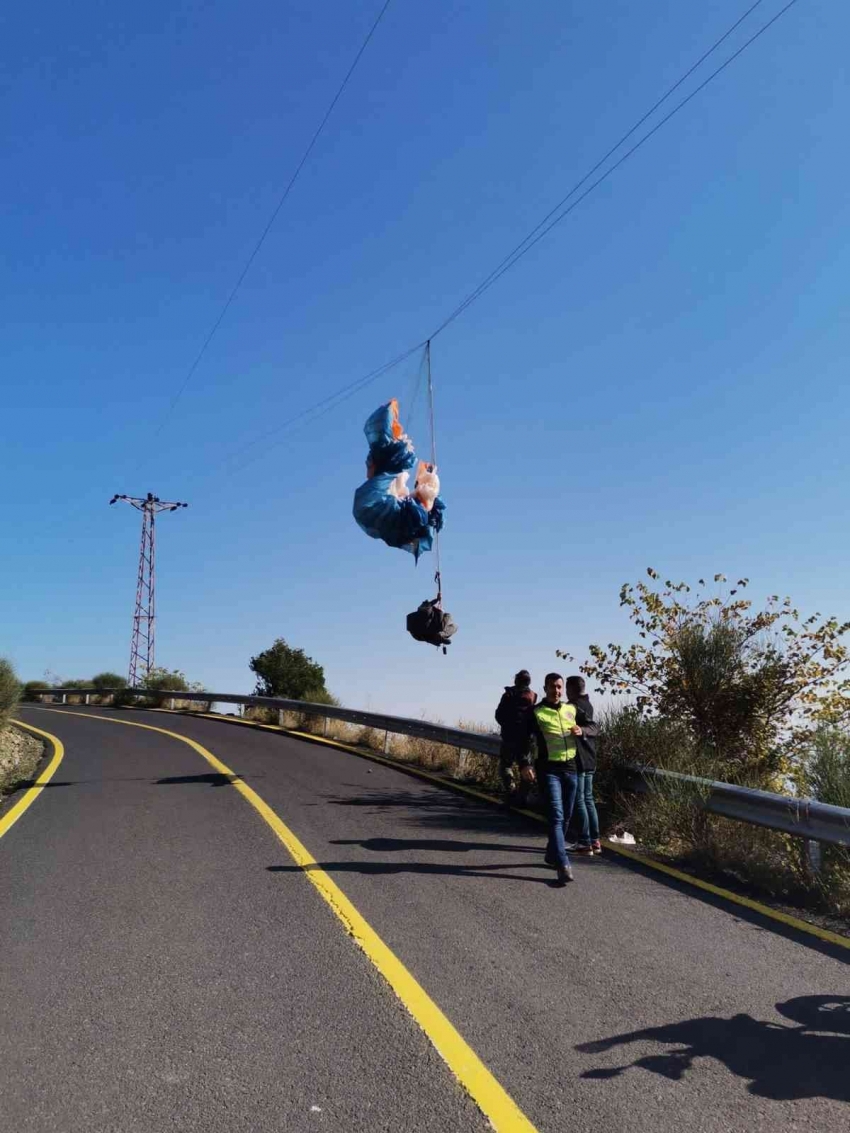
[425,339,443,588]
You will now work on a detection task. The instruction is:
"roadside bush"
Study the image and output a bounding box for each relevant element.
[572,570,850,788]
[87,671,127,705]
[798,727,850,915]
[250,638,329,700]
[590,706,695,832]
[0,659,21,729]
[593,706,844,914]
[56,678,90,705]
[245,706,279,725]
[355,726,384,751]
[21,680,51,702]
[139,667,208,709]
[113,688,140,707]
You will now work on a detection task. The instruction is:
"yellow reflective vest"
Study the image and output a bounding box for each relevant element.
[532,700,577,763]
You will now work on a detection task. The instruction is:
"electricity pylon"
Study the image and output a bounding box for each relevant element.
[109,493,188,686]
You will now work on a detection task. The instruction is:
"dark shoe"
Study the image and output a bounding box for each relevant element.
[574,845,594,856]
[555,866,574,886]
[544,856,558,869]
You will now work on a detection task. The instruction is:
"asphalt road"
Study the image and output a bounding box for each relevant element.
[2,706,848,1132]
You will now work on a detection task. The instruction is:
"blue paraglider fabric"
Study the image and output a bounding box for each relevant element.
[352,402,445,560]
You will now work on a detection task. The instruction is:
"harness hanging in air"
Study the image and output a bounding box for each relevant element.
[404,342,457,652]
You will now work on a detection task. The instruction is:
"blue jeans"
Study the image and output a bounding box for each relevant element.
[544,767,578,867]
[574,770,600,846]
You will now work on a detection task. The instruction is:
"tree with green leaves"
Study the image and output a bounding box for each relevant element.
[92,672,127,691]
[562,570,850,784]
[21,680,51,702]
[249,638,330,701]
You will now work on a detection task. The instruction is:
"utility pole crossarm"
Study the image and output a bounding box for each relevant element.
[109,492,188,685]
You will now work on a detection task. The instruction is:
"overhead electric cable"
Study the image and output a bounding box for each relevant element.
[428,0,799,340]
[220,341,426,476]
[192,0,801,483]
[145,0,395,446]
[426,0,771,339]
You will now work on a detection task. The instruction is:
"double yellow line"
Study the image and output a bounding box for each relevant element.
[12,710,538,1133]
[0,720,65,840]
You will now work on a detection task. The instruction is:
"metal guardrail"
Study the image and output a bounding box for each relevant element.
[632,768,850,849]
[36,688,502,756]
[37,688,850,849]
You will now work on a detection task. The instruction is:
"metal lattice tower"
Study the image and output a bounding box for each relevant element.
[109,493,188,686]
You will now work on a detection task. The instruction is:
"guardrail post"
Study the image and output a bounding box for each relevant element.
[61,693,66,705]
[383,730,390,754]
[456,749,469,778]
[84,694,90,705]
[323,715,329,737]
[805,839,822,877]
[278,709,285,728]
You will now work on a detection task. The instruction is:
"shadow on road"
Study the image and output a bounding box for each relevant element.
[5,780,78,789]
[323,787,540,840]
[329,836,542,855]
[577,996,850,1102]
[267,861,553,885]
[155,773,240,787]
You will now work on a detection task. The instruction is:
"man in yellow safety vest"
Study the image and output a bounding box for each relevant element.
[530,672,583,886]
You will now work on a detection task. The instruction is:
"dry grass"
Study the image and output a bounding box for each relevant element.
[243,704,501,786]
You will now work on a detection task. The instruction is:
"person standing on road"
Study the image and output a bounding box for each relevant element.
[494,670,538,803]
[565,675,602,856]
[530,673,582,887]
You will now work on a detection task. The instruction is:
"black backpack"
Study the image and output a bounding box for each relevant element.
[406,599,457,650]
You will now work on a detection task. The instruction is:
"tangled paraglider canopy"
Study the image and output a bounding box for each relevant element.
[352,399,445,561]
[352,342,457,651]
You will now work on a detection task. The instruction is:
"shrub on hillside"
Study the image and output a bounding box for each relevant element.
[0,659,21,728]
[138,668,212,711]
[569,570,850,788]
[21,680,51,702]
[798,726,850,914]
[140,667,190,707]
[92,672,127,691]
[53,678,89,704]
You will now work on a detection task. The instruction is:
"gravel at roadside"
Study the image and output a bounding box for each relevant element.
[0,723,44,798]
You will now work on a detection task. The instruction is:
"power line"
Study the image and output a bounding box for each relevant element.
[145,0,395,447]
[197,0,802,482]
[219,342,426,477]
[426,0,771,339]
[428,0,800,340]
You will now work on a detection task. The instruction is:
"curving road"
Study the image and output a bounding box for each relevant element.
[2,705,848,1132]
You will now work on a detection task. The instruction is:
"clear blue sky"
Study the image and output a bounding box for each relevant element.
[2,0,848,725]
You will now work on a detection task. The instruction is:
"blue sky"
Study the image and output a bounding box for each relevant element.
[2,0,848,725]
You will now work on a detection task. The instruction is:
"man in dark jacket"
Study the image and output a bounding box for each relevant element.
[565,675,602,855]
[495,670,538,801]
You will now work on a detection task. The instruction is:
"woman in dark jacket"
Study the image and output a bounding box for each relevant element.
[566,676,602,854]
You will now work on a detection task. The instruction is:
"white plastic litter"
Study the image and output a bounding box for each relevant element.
[608,832,636,845]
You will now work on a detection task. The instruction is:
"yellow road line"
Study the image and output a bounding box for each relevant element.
[0,721,64,841]
[174,710,850,953]
[37,708,538,1133]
